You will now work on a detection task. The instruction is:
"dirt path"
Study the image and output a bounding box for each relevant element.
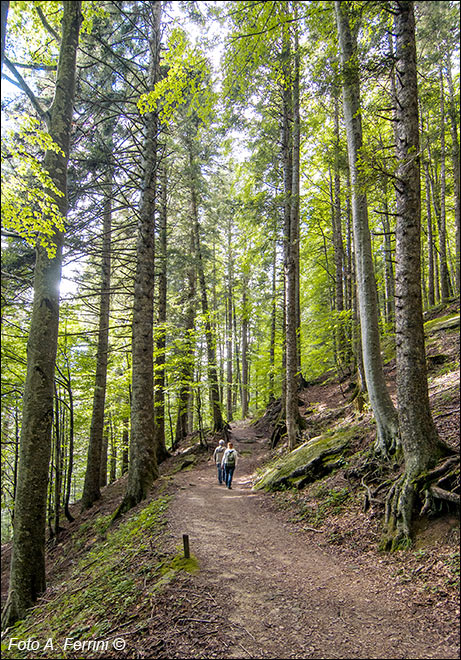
[166,422,459,660]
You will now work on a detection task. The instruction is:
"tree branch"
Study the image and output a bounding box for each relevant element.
[9,60,57,71]
[3,56,49,120]
[35,5,60,43]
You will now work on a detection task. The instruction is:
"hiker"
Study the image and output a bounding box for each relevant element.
[221,441,238,489]
[212,439,226,484]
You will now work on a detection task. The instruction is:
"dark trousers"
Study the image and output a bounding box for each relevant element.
[217,464,224,483]
[225,465,235,488]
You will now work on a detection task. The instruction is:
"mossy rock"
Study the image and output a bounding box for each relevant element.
[253,428,354,492]
[424,313,460,335]
[172,454,197,473]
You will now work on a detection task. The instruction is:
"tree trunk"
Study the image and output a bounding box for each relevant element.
[154,165,170,463]
[99,423,108,488]
[121,416,129,475]
[269,230,277,402]
[2,0,81,628]
[188,143,224,432]
[1,0,8,72]
[81,155,113,509]
[174,243,196,449]
[380,180,395,325]
[385,0,446,547]
[63,363,74,523]
[438,69,450,301]
[280,27,298,449]
[333,94,347,359]
[335,0,399,456]
[116,1,162,515]
[241,278,249,418]
[226,217,234,422]
[423,159,436,307]
[445,64,460,294]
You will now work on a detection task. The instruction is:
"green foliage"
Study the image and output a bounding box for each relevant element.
[138,28,216,128]
[2,116,65,256]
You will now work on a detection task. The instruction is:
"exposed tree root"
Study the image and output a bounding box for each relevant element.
[382,453,460,551]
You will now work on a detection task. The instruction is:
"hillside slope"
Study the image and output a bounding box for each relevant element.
[1,304,459,659]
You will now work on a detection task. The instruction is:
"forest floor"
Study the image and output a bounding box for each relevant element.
[1,303,460,659]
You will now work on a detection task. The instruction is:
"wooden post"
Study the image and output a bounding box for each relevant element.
[183,534,190,559]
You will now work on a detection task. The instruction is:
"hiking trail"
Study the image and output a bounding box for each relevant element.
[163,421,459,659]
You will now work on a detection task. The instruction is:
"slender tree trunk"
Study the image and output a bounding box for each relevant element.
[226,217,234,422]
[121,416,129,475]
[269,231,277,402]
[109,423,116,483]
[188,143,224,432]
[280,28,298,449]
[81,156,113,509]
[1,0,8,72]
[53,385,62,539]
[63,364,74,523]
[424,160,436,307]
[381,181,395,325]
[438,69,450,301]
[335,0,399,456]
[100,423,108,488]
[2,1,81,627]
[333,94,346,360]
[241,279,249,418]
[174,245,195,449]
[445,64,460,293]
[154,165,169,463]
[385,1,447,547]
[117,2,162,515]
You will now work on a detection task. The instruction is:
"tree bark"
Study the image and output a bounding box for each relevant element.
[116,1,162,515]
[2,0,81,628]
[438,68,450,301]
[174,230,196,449]
[226,217,234,422]
[188,142,224,432]
[444,64,460,294]
[154,165,170,463]
[423,159,436,307]
[335,0,399,456]
[241,280,249,418]
[81,153,113,509]
[385,0,446,546]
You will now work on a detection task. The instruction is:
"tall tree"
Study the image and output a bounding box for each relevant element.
[116,1,162,515]
[335,0,399,456]
[81,128,114,510]
[385,0,447,546]
[154,165,170,463]
[2,1,81,627]
[188,137,225,432]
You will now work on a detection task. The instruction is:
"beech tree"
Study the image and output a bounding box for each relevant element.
[335,0,400,457]
[2,1,81,627]
[384,0,450,547]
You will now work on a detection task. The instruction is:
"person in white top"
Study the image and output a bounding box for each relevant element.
[221,441,238,489]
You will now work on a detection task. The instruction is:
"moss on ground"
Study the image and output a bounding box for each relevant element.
[1,495,198,659]
[424,313,460,335]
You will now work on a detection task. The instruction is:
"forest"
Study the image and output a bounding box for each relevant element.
[0,0,460,650]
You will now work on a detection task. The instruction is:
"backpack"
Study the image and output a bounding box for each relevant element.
[226,450,236,467]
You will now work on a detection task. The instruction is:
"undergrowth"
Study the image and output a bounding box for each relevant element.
[1,495,197,659]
